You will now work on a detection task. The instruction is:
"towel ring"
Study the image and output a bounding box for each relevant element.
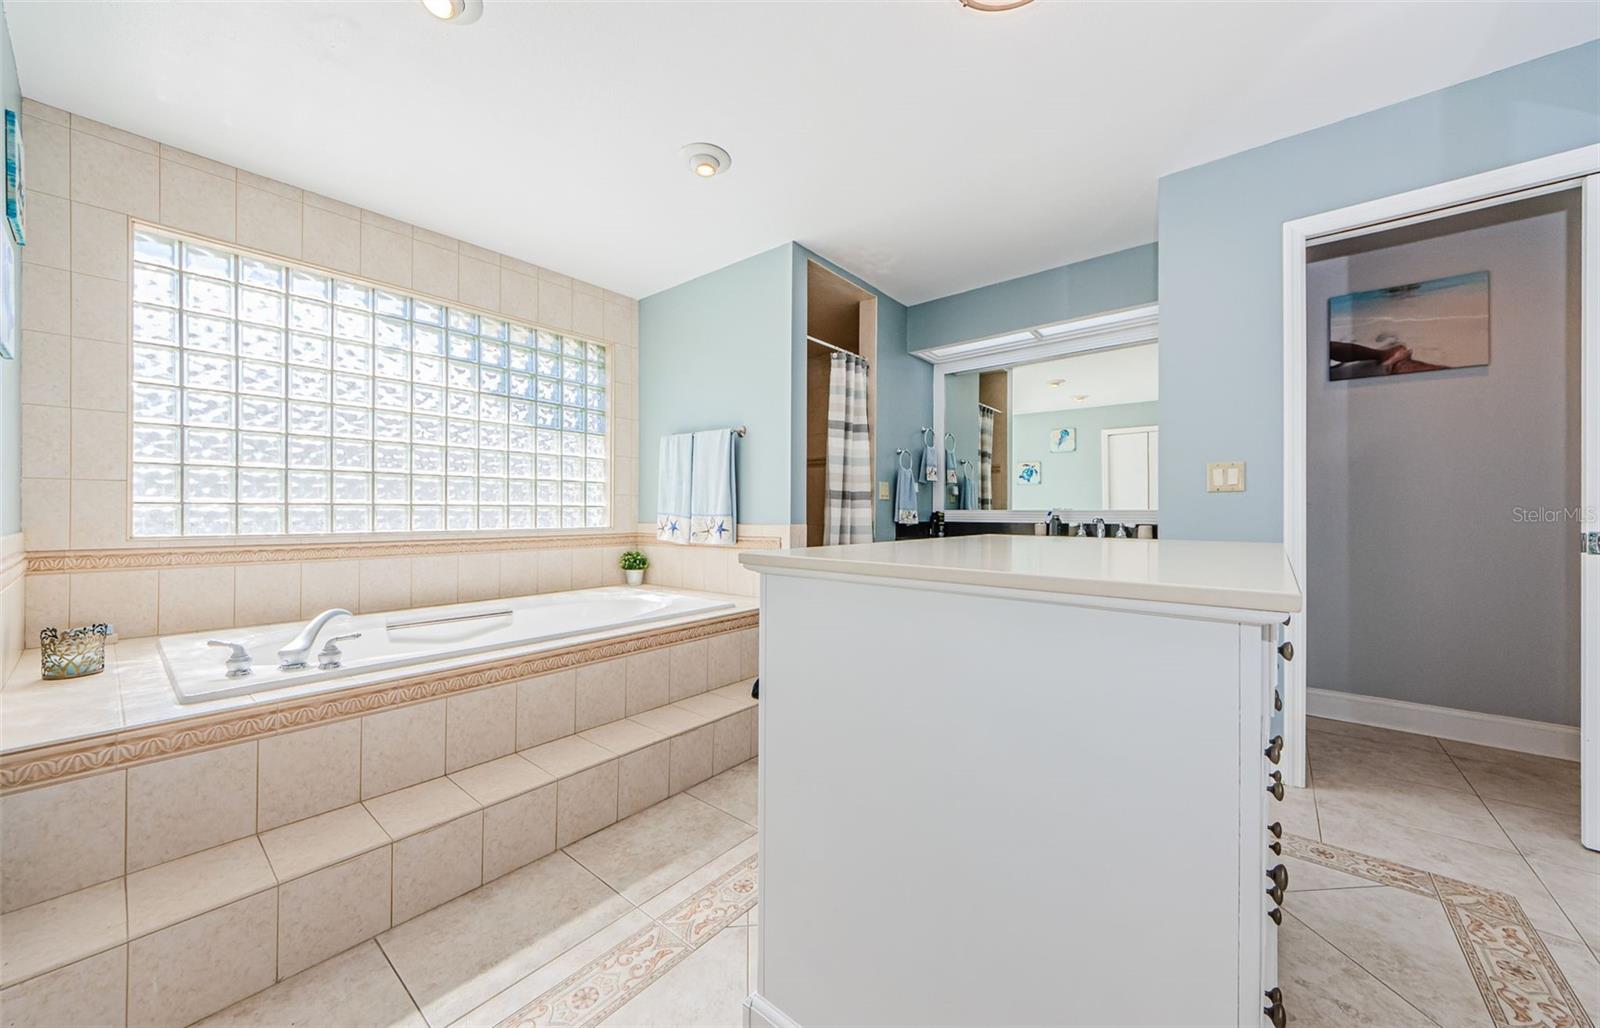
[944,432,955,449]
[921,427,935,447]
[896,449,913,471]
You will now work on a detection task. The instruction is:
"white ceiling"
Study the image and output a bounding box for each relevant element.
[7,2,1595,303]
[1011,343,1158,415]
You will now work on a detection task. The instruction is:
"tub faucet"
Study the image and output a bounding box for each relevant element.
[278,608,353,670]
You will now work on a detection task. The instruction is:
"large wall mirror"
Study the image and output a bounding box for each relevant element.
[927,305,1159,519]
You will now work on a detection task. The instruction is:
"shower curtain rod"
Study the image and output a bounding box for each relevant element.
[807,334,870,365]
[978,402,1003,414]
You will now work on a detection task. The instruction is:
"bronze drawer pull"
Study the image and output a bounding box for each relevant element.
[1268,906,1282,925]
[1278,641,1294,661]
[1268,821,1282,839]
[1267,771,1284,801]
[1264,735,1284,764]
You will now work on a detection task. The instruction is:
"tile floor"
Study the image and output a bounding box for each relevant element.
[191,719,1596,1027]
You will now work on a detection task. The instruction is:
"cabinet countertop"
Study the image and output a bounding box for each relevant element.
[739,536,1302,614]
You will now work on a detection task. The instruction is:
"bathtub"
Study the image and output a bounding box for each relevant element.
[159,587,735,704]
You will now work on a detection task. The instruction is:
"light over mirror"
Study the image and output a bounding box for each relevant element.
[940,341,1159,513]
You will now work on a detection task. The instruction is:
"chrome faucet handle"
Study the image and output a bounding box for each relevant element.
[207,640,253,679]
[316,633,362,671]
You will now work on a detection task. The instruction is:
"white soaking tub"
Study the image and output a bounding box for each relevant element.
[159,586,734,704]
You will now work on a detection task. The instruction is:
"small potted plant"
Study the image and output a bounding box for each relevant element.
[620,549,649,586]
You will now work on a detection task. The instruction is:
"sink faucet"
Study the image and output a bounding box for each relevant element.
[278,608,353,670]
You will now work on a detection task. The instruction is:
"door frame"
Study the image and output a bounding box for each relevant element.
[1100,425,1159,509]
[1279,144,1600,798]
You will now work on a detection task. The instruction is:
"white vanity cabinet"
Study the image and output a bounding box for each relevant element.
[740,536,1301,1028]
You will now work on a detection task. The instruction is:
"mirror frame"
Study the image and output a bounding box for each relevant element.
[918,303,1159,521]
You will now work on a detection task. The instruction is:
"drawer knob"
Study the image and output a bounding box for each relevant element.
[1269,840,1282,855]
[1268,821,1282,839]
[1267,864,1289,892]
[1267,771,1284,801]
[1265,994,1287,1028]
[1274,690,1283,712]
[1264,735,1284,764]
[1268,906,1282,925]
[1278,641,1295,662]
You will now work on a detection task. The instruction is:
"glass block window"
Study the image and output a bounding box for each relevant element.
[129,228,610,537]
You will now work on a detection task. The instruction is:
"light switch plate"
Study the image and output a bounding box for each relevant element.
[1206,462,1246,493]
[878,481,891,500]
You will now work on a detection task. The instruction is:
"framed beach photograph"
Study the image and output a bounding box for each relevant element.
[1049,426,1077,452]
[1328,271,1488,380]
[1015,461,1041,486]
[4,109,23,246]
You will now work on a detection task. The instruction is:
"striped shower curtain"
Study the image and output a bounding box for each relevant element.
[823,352,873,544]
[978,406,995,510]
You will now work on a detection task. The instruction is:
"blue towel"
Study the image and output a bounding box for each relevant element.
[656,433,693,544]
[895,464,919,526]
[959,467,977,509]
[918,441,940,483]
[944,446,957,485]
[689,429,737,546]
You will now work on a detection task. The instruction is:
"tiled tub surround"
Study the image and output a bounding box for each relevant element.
[0,620,758,1027]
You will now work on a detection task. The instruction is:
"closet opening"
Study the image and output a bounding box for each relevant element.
[805,261,878,546]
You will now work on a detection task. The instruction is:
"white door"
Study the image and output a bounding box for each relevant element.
[1583,175,1599,851]
[1103,426,1159,509]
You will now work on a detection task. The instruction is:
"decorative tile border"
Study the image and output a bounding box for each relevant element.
[1284,835,1591,1028]
[0,610,758,792]
[496,854,758,1028]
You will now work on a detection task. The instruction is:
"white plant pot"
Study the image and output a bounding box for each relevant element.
[624,569,645,586]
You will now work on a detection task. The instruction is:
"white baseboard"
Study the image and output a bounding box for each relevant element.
[745,992,801,1028]
[1308,687,1579,761]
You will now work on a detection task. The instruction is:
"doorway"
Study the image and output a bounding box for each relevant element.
[1101,425,1158,509]
[804,261,877,546]
[1280,146,1600,851]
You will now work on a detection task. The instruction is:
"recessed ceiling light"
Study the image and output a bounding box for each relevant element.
[1047,378,1065,388]
[958,0,1034,10]
[1072,394,1090,402]
[421,0,482,24]
[681,143,732,180]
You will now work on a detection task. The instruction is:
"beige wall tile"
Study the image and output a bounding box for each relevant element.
[391,812,482,924]
[570,548,603,590]
[20,113,69,197]
[277,847,391,978]
[713,710,757,774]
[159,144,234,180]
[70,202,129,281]
[668,639,708,701]
[237,169,300,200]
[24,573,70,637]
[0,877,126,989]
[21,404,69,479]
[359,557,410,613]
[126,890,277,1028]
[499,550,538,597]
[411,225,456,250]
[20,330,71,407]
[556,760,618,848]
[360,224,411,288]
[501,254,539,278]
[515,670,575,750]
[70,568,157,638]
[303,191,358,219]
[0,771,125,913]
[125,837,274,938]
[409,554,457,607]
[300,560,359,617]
[302,206,361,274]
[258,804,388,883]
[445,683,516,774]
[160,159,236,240]
[158,565,235,635]
[482,785,556,882]
[71,409,127,479]
[71,131,159,219]
[459,256,500,311]
[257,720,362,832]
[70,337,129,412]
[537,280,573,329]
[618,740,670,820]
[536,548,571,592]
[234,562,303,627]
[571,290,604,338]
[21,264,69,334]
[411,240,458,300]
[126,741,258,871]
[19,191,68,269]
[360,208,410,236]
[70,273,127,344]
[574,659,625,732]
[739,628,758,680]
[500,267,537,321]
[21,98,68,124]
[0,944,127,1028]
[71,480,129,550]
[625,649,670,716]
[669,724,714,794]
[537,267,571,288]
[70,114,156,153]
[456,552,500,602]
[237,184,303,258]
[361,699,446,798]
[707,632,742,689]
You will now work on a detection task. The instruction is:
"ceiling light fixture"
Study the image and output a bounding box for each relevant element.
[681,143,732,179]
[958,0,1034,11]
[421,0,482,24]
[1072,394,1090,402]
[1047,378,1065,388]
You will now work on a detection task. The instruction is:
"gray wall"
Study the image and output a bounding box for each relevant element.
[1306,192,1581,726]
[1011,402,1160,511]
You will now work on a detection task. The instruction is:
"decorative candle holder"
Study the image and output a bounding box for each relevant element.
[40,624,113,680]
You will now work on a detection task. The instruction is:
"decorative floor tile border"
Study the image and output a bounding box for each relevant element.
[1285,835,1591,1028]
[496,854,759,1028]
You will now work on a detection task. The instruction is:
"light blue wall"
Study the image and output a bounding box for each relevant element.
[638,243,795,526]
[906,243,1157,351]
[1157,40,1600,542]
[1011,402,1160,510]
[793,246,928,538]
[0,6,19,535]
